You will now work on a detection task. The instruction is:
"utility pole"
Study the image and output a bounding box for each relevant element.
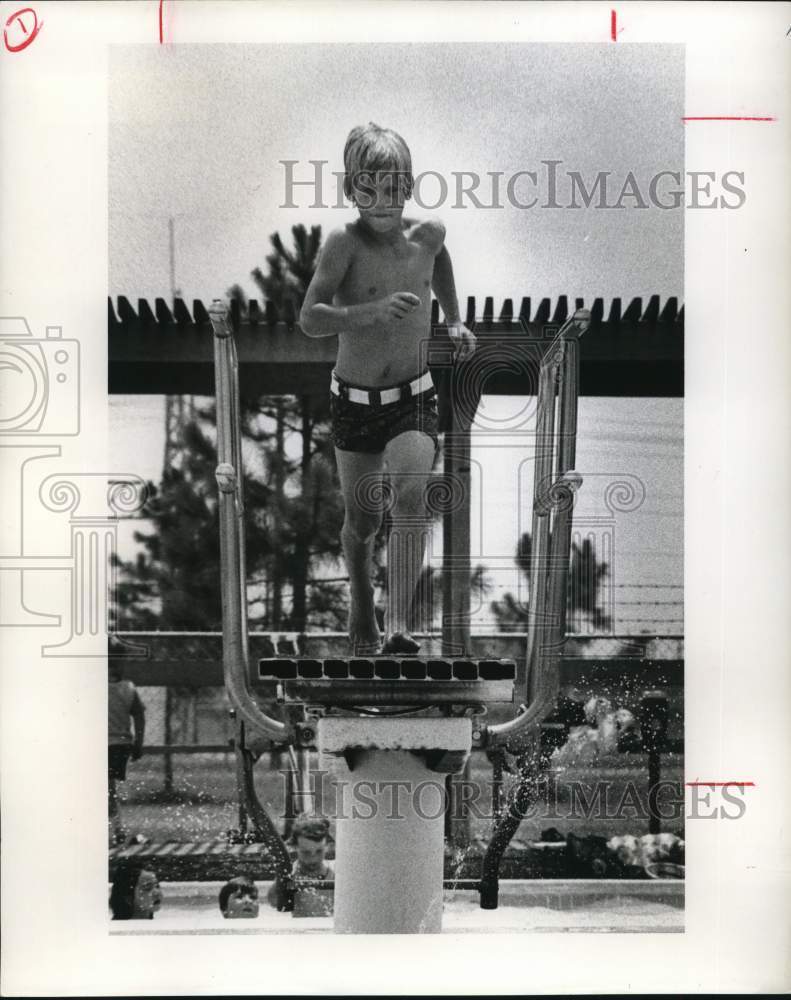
[162,214,187,793]
[168,216,177,302]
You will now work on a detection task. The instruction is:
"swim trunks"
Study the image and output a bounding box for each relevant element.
[330,369,440,455]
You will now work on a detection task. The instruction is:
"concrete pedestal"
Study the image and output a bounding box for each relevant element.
[318,717,471,934]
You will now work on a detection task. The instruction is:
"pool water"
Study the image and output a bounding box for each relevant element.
[110,880,683,934]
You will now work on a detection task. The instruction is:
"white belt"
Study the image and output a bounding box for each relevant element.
[331,370,434,406]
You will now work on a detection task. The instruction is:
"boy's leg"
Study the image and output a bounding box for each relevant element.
[109,774,123,844]
[382,430,436,648]
[334,446,387,652]
[108,747,131,844]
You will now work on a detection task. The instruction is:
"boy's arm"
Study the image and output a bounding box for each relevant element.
[429,222,476,362]
[428,221,461,324]
[130,690,145,760]
[300,228,419,337]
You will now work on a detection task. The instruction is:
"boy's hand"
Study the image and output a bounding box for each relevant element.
[448,322,476,363]
[373,292,421,323]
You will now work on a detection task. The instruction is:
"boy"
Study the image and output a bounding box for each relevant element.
[267,813,334,915]
[108,655,145,846]
[109,862,162,920]
[300,122,475,655]
[219,876,260,919]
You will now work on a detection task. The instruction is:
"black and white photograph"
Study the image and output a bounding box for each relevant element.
[1,2,789,994]
[106,39,687,935]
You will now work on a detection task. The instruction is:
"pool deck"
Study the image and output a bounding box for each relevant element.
[109,879,684,935]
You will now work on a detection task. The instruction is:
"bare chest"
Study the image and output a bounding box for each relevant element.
[341,239,435,303]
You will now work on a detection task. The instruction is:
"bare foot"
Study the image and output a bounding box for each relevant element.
[349,618,382,655]
[350,635,384,656]
[349,623,383,655]
[380,630,421,655]
[349,586,381,654]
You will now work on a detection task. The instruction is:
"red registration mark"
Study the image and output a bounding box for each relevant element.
[4,7,43,52]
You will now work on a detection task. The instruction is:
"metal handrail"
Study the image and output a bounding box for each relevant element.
[209,302,286,741]
[487,309,588,749]
[208,300,586,747]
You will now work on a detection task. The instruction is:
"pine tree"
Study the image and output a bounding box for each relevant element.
[251,225,322,309]
[112,415,274,630]
[490,531,612,633]
[227,224,363,632]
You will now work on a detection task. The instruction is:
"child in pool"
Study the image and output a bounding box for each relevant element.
[267,814,334,916]
[300,122,476,655]
[219,876,260,919]
[109,862,162,920]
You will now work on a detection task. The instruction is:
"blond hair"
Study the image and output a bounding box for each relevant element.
[343,122,414,204]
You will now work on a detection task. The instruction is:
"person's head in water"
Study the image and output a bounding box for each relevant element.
[290,814,331,874]
[218,876,260,919]
[109,861,162,920]
[343,122,414,234]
